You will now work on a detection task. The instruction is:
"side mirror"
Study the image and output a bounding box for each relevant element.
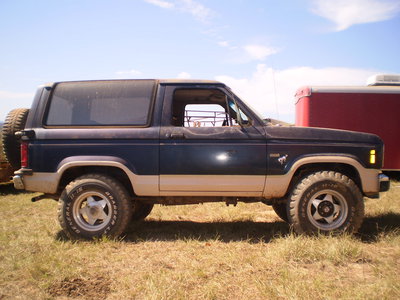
[239,119,252,127]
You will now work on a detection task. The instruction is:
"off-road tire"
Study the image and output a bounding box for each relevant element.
[272,202,289,222]
[1,108,29,170]
[289,171,364,235]
[58,174,132,240]
[131,201,154,221]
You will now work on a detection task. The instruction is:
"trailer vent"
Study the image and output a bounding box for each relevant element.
[367,74,400,86]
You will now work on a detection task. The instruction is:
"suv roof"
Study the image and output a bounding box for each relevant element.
[41,79,224,89]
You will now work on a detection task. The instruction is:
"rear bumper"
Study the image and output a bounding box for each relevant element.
[13,169,30,190]
[13,169,59,194]
[13,174,25,189]
[379,173,390,192]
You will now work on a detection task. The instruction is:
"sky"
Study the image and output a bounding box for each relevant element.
[0,0,399,122]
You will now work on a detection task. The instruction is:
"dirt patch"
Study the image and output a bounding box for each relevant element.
[47,276,111,299]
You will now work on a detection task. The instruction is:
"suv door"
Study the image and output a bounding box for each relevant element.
[159,85,267,195]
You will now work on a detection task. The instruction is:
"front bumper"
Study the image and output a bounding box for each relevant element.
[379,173,390,192]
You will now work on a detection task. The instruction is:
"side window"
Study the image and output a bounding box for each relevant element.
[45,80,155,126]
[46,96,73,125]
[171,88,250,127]
[184,104,227,127]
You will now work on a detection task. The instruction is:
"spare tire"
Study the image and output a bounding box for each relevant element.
[0,128,5,162]
[1,108,29,170]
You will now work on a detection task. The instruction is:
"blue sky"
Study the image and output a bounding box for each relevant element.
[1,0,399,122]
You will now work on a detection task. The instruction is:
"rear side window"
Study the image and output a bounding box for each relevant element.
[45,80,155,126]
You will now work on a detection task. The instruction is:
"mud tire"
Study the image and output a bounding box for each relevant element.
[58,174,132,240]
[1,108,29,170]
[289,171,364,235]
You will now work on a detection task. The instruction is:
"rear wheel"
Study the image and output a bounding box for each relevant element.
[58,174,132,239]
[288,171,364,235]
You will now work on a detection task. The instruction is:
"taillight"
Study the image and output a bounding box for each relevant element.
[20,141,29,168]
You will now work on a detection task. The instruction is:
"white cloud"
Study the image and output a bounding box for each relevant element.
[115,69,142,78]
[177,72,192,79]
[0,91,34,100]
[179,0,213,22]
[243,44,279,61]
[311,0,400,31]
[144,0,213,23]
[218,41,229,47]
[0,91,34,121]
[217,40,238,50]
[216,65,377,123]
[144,0,174,9]
[225,44,279,63]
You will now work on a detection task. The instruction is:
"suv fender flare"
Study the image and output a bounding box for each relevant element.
[55,156,159,196]
[263,155,380,198]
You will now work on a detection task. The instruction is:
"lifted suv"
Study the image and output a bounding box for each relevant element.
[3,79,389,239]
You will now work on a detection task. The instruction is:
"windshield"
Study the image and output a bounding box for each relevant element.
[231,91,293,126]
[231,93,266,124]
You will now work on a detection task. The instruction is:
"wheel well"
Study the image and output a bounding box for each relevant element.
[287,163,362,196]
[58,166,135,196]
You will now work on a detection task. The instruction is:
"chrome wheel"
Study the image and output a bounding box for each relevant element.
[72,191,112,232]
[59,174,132,239]
[289,171,364,235]
[307,189,348,230]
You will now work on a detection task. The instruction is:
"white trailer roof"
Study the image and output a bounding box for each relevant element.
[309,86,400,94]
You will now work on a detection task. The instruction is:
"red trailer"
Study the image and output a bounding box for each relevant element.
[295,74,400,171]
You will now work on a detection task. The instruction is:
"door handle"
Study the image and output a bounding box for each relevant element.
[170,133,185,139]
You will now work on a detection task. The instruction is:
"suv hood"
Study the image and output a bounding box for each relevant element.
[265,125,382,145]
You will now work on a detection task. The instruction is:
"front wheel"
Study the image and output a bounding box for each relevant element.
[58,174,132,239]
[288,171,364,235]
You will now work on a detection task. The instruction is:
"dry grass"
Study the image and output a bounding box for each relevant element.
[0,181,399,299]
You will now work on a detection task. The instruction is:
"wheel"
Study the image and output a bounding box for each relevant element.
[288,171,364,235]
[131,201,154,221]
[58,174,132,239]
[1,108,29,170]
[272,202,289,222]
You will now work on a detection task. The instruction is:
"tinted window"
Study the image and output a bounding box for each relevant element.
[46,80,155,126]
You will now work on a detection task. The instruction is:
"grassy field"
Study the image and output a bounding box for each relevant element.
[0,181,399,299]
